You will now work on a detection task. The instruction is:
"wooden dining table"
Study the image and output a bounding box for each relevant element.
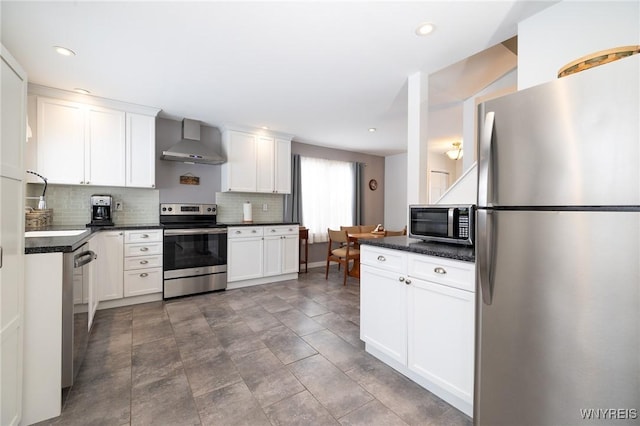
[347,232,386,278]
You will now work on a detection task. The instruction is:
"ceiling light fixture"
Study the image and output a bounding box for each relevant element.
[261,126,270,130]
[74,88,90,95]
[368,128,377,132]
[446,142,463,160]
[415,22,435,36]
[53,46,76,56]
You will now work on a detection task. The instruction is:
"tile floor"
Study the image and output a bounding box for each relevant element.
[40,267,472,426]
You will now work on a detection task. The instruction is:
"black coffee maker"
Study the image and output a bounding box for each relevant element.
[88,195,114,226]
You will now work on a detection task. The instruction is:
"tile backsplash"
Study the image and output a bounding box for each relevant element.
[26,184,160,226]
[215,192,284,223]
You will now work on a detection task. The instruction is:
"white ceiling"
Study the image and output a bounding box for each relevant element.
[1,1,555,156]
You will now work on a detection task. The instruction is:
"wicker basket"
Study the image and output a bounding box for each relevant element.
[25,209,53,230]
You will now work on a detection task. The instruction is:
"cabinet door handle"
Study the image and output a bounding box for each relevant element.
[140,247,149,252]
[140,273,148,278]
[434,267,447,275]
[235,230,241,234]
[140,260,149,265]
[398,276,405,282]
[405,279,412,285]
[377,255,386,262]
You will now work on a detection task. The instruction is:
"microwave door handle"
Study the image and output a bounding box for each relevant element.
[478,110,495,207]
[448,208,454,237]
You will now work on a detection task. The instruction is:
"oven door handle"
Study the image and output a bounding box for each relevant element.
[164,228,228,236]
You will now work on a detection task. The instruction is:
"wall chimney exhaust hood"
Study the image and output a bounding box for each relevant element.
[161,119,225,165]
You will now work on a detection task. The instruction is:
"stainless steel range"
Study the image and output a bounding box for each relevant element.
[160,203,227,299]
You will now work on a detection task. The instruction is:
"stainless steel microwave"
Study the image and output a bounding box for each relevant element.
[409,204,475,245]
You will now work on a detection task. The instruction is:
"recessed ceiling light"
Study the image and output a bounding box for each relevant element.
[54,46,76,56]
[368,128,377,132]
[415,22,435,36]
[261,126,270,130]
[74,88,90,95]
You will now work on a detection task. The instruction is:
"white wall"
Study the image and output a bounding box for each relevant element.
[384,153,408,230]
[518,1,640,89]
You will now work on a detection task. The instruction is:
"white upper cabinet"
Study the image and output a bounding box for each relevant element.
[28,84,159,188]
[222,125,292,194]
[126,113,156,188]
[36,97,85,185]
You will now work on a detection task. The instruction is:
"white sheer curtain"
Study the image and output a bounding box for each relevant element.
[300,156,354,243]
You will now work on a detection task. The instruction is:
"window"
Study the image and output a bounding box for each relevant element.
[300,156,354,243]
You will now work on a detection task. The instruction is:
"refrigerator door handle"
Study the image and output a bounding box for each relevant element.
[478,111,495,207]
[477,209,495,305]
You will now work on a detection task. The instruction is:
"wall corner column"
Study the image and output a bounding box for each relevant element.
[407,71,429,205]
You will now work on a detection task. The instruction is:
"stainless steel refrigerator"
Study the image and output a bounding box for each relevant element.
[475,55,639,426]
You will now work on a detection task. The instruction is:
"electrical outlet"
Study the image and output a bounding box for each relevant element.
[262,203,268,212]
[115,201,123,211]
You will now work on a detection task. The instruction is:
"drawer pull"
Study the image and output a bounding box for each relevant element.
[235,230,241,234]
[140,260,149,265]
[377,255,386,262]
[140,273,148,278]
[271,229,276,232]
[398,276,405,282]
[141,234,149,238]
[251,230,257,233]
[140,247,149,252]
[434,267,447,275]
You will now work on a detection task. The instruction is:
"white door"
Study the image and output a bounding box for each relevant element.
[428,170,449,204]
[36,97,85,184]
[1,45,26,426]
[86,106,125,186]
[281,234,299,274]
[263,235,282,276]
[408,277,475,405]
[225,131,256,192]
[126,113,156,188]
[274,138,291,194]
[256,135,275,193]
[227,237,263,281]
[97,231,124,301]
[360,265,407,365]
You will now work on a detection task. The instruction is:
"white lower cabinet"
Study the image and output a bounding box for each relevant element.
[97,231,124,301]
[360,245,475,417]
[228,225,298,286]
[123,229,163,297]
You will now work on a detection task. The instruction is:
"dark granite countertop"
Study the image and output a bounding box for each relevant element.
[359,236,475,263]
[25,223,162,254]
[221,222,300,227]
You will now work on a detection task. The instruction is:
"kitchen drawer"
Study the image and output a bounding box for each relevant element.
[124,267,162,297]
[408,254,475,292]
[124,241,162,257]
[360,245,406,274]
[125,229,162,243]
[264,225,298,236]
[228,226,263,238]
[124,254,162,271]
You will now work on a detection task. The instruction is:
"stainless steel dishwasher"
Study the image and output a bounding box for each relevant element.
[61,243,97,391]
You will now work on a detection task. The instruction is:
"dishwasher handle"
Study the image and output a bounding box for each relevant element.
[74,250,97,268]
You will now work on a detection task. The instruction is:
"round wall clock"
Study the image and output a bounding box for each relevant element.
[368,179,378,191]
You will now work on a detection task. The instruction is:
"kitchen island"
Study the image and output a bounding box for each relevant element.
[358,237,475,417]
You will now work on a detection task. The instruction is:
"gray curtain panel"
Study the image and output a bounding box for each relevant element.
[353,162,365,225]
[284,154,302,223]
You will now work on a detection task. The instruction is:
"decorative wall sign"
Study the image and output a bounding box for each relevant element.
[180,173,200,185]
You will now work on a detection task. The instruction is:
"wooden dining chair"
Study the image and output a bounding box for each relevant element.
[326,228,360,285]
[384,226,407,237]
[359,224,377,233]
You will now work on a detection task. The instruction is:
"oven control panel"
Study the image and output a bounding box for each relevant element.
[160,203,217,215]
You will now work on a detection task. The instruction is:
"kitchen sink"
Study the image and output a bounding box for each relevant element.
[25,230,88,238]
